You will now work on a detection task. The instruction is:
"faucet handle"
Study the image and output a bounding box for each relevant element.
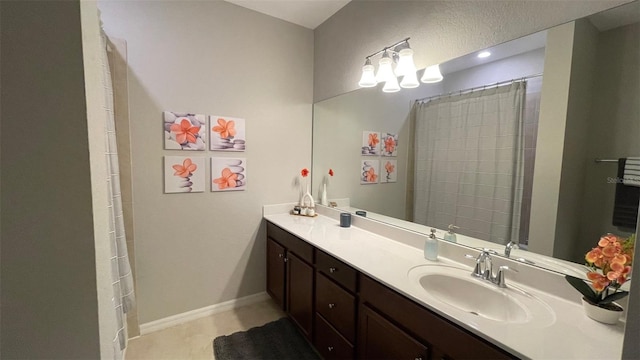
[495,265,519,288]
[465,254,484,277]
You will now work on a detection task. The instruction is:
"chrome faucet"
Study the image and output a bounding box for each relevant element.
[466,249,518,288]
[504,241,519,258]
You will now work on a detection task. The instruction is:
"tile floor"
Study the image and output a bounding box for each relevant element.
[125,299,285,360]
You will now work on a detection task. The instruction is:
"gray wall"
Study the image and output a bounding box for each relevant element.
[314,0,630,102]
[98,0,314,324]
[0,1,101,358]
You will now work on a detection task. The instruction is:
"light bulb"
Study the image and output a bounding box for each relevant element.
[383,74,400,93]
[358,59,377,88]
[421,64,443,83]
[400,71,419,88]
[375,52,395,83]
[395,48,417,77]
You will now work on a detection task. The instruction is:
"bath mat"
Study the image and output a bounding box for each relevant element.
[213,317,320,360]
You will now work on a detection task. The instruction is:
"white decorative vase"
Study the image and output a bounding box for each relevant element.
[581,297,622,324]
[300,184,315,208]
[320,183,328,206]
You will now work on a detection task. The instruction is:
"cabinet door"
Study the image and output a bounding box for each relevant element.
[266,237,286,309]
[358,304,428,360]
[287,252,314,338]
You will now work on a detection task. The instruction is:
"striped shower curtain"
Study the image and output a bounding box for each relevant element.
[100,31,136,358]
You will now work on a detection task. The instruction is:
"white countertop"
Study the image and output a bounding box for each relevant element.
[264,205,625,359]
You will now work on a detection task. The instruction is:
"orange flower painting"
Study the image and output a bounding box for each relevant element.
[361,160,379,184]
[210,116,246,152]
[362,131,381,155]
[164,112,206,150]
[382,133,398,156]
[368,133,379,147]
[164,156,205,193]
[211,157,246,192]
[382,160,397,183]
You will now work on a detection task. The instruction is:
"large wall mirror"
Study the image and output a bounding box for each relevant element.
[312,1,639,277]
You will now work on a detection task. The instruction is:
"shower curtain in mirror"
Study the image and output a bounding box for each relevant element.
[100,31,136,358]
[413,82,526,245]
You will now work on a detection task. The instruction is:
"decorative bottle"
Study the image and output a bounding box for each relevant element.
[320,183,328,206]
[444,224,459,243]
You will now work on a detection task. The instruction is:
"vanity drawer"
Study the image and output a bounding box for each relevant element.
[316,272,356,343]
[267,222,314,263]
[315,313,354,360]
[316,250,357,292]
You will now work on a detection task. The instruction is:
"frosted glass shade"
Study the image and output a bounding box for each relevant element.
[421,64,444,83]
[395,48,417,77]
[400,71,419,88]
[376,54,395,83]
[358,64,377,88]
[382,74,400,93]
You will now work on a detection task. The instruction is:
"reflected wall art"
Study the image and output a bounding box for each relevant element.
[164,156,205,193]
[164,112,206,150]
[381,133,398,157]
[362,131,380,156]
[210,116,246,152]
[381,160,397,183]
[361,160,379,184]
[211,157,246,191]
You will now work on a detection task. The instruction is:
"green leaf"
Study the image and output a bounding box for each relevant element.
[600,291,629,304]
[565,275,599,303]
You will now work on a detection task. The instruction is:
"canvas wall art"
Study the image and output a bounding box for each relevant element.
[381,160,397,183]
[362,131,380,156]
[381,133,398,157]
[164,156,205,193]
[164,112,206,150]
[210,116,246,152]
[211,157,246,191]
[361,160,379,184]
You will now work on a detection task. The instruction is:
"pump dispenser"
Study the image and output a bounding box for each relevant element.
[424,228,438,261]
[444,224,459,243]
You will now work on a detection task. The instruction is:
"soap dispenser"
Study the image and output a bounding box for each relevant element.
[424,228,438,261]
[444,224,459,243]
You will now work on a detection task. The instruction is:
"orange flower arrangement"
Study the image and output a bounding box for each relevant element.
[566,233,634,307]
[301,168,310,177]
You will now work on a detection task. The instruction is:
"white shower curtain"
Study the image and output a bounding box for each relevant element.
[413,82,526,245]
[100,31,136,357]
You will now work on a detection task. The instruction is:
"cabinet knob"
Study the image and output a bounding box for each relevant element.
[414,357,423,360]
[278,253,283,258]
[328,303,336,309]
[327,346,334,352]
[283,257,288,263]
[329,267,337,273]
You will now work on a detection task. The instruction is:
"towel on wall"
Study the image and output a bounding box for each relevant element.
[623,156,640,187]
[613,158,640,230]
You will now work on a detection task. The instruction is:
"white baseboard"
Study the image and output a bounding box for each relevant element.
[139,292,270,335]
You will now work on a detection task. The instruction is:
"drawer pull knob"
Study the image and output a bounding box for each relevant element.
[278,253,284,258]
[283,257,288,263]
[329,267,337,273]
[327,346,334,352]
[328,303,336,309]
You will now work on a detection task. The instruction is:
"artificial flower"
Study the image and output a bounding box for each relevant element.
[170,118,201,144]
[212,118,236,139]
[566,233,635,306]
[172,158,197,178]
[301,168,309,177]
[213,168,238,189]
[329,169,334,177]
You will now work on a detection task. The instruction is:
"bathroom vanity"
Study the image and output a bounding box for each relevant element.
[264,204,625,359]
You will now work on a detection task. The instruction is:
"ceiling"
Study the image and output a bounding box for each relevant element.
[224,0,351,29]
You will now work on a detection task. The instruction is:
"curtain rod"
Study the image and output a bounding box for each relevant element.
[415,73,543,104]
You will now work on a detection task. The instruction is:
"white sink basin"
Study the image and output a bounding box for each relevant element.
[407,265,555,327]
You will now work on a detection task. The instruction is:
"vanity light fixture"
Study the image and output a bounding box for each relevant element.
[478,51,491,58]
[358,37,424,92]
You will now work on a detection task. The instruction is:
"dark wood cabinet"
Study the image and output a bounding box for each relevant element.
[358,303,429,360]
[287,252,314,338]
[266,222,314,339]
[266,220,516,360]
[266,237,286,309]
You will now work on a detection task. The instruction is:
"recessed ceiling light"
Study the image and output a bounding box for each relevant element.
[478,51,491,58]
